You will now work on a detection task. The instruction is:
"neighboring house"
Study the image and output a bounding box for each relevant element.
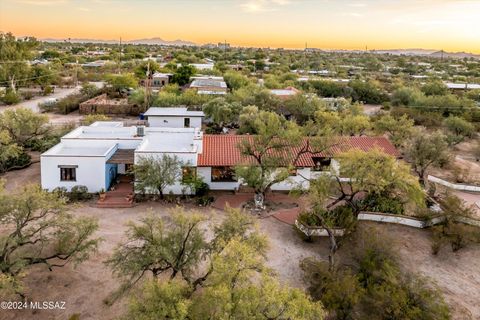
[143,107,204,128]
[41,114,399,195]
[81,60,107,68]
[151,72,172,89]
[189,76,227,95]
[270,87,300,99]
[190,63,215,71]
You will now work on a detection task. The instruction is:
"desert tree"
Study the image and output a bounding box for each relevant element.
[235,111,302,207]
[124,236,324,320]
[306,149,424,269]
[301,227,451,320]
[0,32,38,92]
[443,116,475,146]
[432,194,480,254]
[133,154,183,199]
[374,114,415,148]
[0,108,50,147]
[404,129,450,186]
[0,184,100,298]
[106,207,267,300]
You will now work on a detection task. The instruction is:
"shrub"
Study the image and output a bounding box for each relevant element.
[69,185,92,201]
[52,186,68,199]
[2,90,21,105]
[298,206,355,227]
[0,151,31,173]
[358,193,404,215]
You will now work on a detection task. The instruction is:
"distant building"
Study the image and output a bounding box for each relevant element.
[190,63,215,71]
[270,87,300,99]
[81,60,107,68]
[218,42,230,50]
[79,94,137,115]
[151,72,173,88]
[189,76,227,95]
[445,82,480,91]
[143,107,204,128]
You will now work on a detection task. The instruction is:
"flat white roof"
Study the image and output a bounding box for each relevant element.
[62,126,140,140]
[270,89,297,96]
[42,142,116,157]
[136,134,197,153]
[152,72,172,77]
[89,121,124,127]
[144,107,204,117]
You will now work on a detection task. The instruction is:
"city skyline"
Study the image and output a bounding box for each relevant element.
[1,0,480,53]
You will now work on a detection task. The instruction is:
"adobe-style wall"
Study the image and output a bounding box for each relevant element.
[79,94,140,115]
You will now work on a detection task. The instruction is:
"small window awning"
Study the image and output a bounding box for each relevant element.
[107,149,135,164]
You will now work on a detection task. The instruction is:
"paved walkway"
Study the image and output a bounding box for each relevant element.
[211,192,305,225]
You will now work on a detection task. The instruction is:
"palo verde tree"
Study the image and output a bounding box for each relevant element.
[404,129,450,187]
[0,107,50,147]
[235,111,302,208]
[133,154,183,200]
[107,207,266,298]
[0,32,38,92]
[442,116,475,146]
[115,208,324,320]
[374,114,415,148]
[0,183,100,298]
[431,194,480,254]
[307,148,424,269]
[301,227,451,320]
[0,130,22,173]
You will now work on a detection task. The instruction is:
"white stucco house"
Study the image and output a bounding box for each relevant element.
[41,106,399,196]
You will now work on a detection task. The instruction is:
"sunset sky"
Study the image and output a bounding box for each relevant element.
[1,0,479,53]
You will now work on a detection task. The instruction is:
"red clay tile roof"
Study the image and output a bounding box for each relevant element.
[197,135,399,167]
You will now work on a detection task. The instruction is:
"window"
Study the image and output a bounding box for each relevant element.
[161,80,165,86]
[312,157,331,171]
[211,166,236,182]
[184,118,190,128]
[60,167,76,181]
[182,167,196,182]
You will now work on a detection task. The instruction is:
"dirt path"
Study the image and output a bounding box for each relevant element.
[1,166,479,319]
[366,222,480,319]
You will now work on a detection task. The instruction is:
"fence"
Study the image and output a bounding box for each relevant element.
[295,211,480,237]
[428,175,480,192]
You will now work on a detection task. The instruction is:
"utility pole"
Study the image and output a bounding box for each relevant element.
[117,37,122,74]
[144,60,151,110]
[224,39,227,60]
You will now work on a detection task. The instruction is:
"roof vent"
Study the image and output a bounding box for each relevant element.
[136,126,145,137]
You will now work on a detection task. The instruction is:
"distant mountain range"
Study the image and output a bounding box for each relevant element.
[38,38,480,59]
[41,37,196,46]
[372,49,480,59]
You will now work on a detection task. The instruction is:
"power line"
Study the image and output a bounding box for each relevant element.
[0,70,65,85]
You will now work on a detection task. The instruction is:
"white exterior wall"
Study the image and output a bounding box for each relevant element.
[41,155,109,192]
[148,116,202,129]
[197,167,241,190]
[134,152,197,195]
[271,168,311,191]
[198,167,313,191]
